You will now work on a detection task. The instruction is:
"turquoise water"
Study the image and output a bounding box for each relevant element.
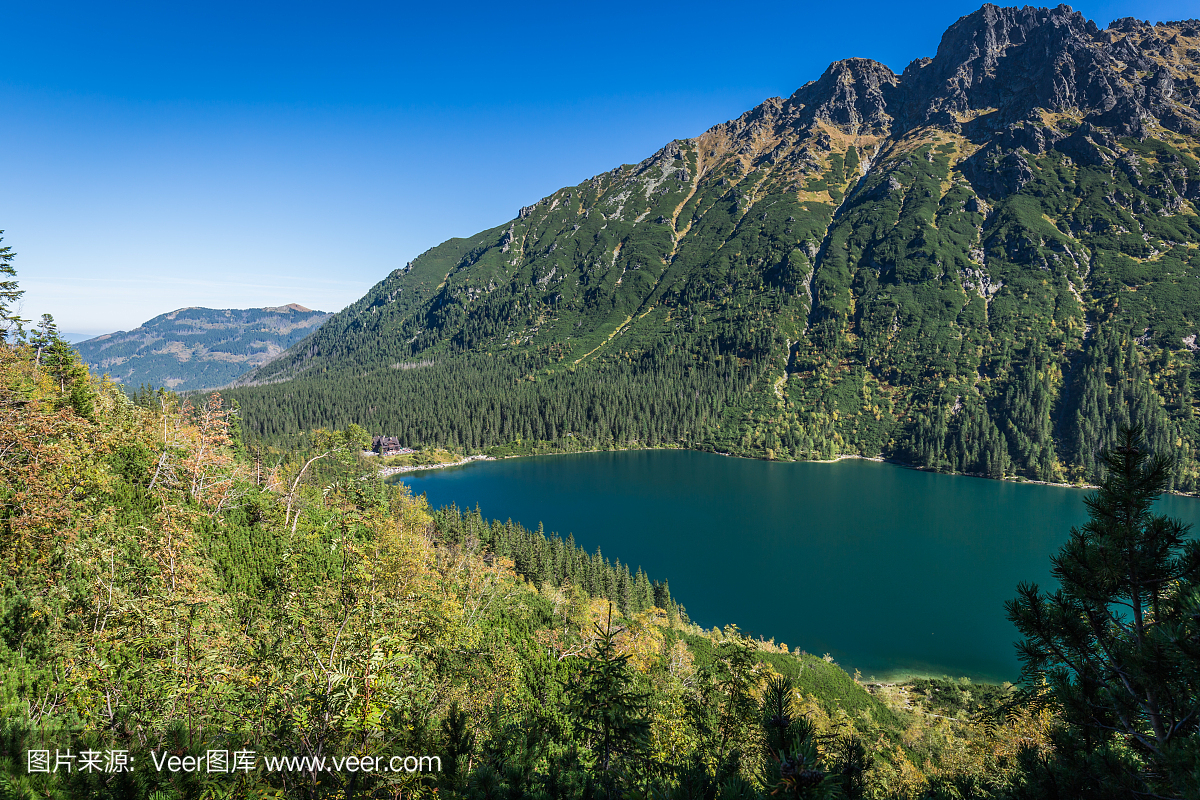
[397,451,1200,682]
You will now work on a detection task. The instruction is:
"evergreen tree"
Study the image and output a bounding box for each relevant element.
[562,604,650,778]
[0,233,24,340]
[30,313,57,365]
[1182,364,1194,420]
[760,674,868,799]
[1007,425,1200,798]
[633,567,653,613]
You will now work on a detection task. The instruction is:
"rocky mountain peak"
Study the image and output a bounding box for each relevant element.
[902,3,1100,127]
[691,2,1200,176]
[787,58,898,136]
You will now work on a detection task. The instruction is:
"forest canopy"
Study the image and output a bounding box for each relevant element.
[0,259,1073,799]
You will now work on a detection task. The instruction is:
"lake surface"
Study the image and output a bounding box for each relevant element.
[397,451,1200,682]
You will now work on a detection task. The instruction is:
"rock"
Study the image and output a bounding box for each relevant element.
[1057,123,1113,166]
[785,57,898,136]
[961,146,1035,200]
[966,196,990,215]
[1110,17,1148,33]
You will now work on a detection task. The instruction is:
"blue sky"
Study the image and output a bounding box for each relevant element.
[3,0,1196,335]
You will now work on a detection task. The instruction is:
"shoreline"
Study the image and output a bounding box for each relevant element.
[376,444,1188,686]
[382,444,1194,498]
[379,454,493,477]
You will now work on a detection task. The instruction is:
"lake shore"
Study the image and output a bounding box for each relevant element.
[403,443,1188,497]
[391,447,1200,680]
[378,454,493,476]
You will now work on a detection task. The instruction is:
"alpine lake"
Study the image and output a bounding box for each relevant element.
[393,450,1200,683]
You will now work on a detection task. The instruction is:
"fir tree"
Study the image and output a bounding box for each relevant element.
[633,567,653,613]
[1182,365,1194,420]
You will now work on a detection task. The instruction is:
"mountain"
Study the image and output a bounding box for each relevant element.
[60,332,98,344]
[230,5,1200,492]
[5,338,1047,798]
[77,303,333,391]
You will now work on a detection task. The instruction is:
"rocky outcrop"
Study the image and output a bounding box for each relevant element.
[900,5,1103,126]
[785,58,898,136]
[691,4,1200,162]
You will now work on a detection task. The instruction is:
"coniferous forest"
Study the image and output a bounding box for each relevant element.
[226,9,1200,494]
[9,4,1200,799]
[5,229,1200,796]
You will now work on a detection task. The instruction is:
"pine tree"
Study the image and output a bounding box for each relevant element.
[1007,424,1200,798]
[30,313,58,365]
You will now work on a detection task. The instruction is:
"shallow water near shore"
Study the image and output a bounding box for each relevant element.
[396,450,1200,682]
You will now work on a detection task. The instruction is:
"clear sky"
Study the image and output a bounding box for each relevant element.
[3,0,1195,336]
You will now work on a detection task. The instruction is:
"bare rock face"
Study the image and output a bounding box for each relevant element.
[914,4,1200,139]
[898,4,1103,127]
[786,58,899,136]
[709,3,1200,152]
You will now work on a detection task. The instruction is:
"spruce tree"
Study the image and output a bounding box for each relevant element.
[563,604,650,778]
[633,567,653,613]
[1007,424,1200,798]
[30,313,58,365]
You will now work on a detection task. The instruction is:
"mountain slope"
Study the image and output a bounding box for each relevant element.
[230,5,1200,492]
[78,304,332,391]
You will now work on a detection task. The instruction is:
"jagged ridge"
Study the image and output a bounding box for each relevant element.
[230,4,1200,492]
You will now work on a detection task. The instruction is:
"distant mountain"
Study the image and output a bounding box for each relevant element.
[230,6,1200,493]
[60,332,98,344]
[78,304,332,391]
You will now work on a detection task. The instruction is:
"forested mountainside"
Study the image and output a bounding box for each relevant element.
[2,316,1066,799]
[77,304,331,391]
[230,5,1200,492]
